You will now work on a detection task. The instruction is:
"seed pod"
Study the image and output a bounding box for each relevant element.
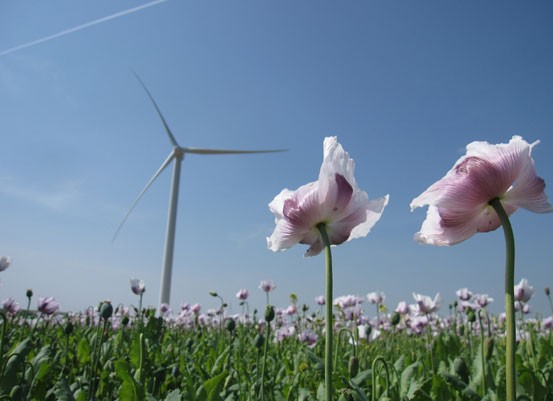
[391,312,400,326]
[100,302,113,320]
[466,309,476,323]
[265,305,275,323]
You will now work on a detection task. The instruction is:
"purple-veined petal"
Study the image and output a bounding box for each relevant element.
[267,136,388,256]
[502,140,553,212]
[412,135,551,246]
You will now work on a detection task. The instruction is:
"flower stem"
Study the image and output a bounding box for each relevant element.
[489,198,516,401]
[317,223,333,401]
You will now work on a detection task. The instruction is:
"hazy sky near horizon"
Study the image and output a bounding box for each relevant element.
[1,0,552,318]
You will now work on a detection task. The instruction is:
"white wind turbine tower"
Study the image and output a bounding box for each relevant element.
[114,73,286,309]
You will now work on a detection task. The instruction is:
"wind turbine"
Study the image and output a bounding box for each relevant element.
[114,72,286,308]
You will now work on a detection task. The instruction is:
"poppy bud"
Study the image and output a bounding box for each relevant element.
[26,289,33,299]
[64,321,74,336]
[121,316,130,327]
[391,312,400,326]
[466,309,476,323]
[364,324,372,338]
[348,356,359,378]
[545,287,551,296]
[254,334,264,349]
[225,318,236,333]
[100,302,113,320]
[265,305,275,323]
[209,291,218,297]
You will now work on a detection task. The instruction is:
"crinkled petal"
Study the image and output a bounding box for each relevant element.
[503,140,553,212]
[267,136,387,256]
[415,203,517,246]
[330,193,389,243]
[412,135,551,246]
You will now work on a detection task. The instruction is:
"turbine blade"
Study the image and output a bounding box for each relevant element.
[112,151,175,241]
[131,69,180,147]
[182,147,288,155]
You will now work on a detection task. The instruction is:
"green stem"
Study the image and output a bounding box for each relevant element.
[371,356,390,401]
[317,223,333,401]
[477,310,487,396]
[489,198,516,401]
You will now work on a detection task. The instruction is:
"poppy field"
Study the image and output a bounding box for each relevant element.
[2,135,552,401]
[1,282,553,401]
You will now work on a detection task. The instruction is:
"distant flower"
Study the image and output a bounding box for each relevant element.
[514,278,534,303]
[458,300,479,313]
[0,256,11,272]
[395,301,410,315]
[275,326,296,343]
[298,330,318,348]
[315,295,326,306]
[259,280,276,293]
[267,136,389,256]
[236,288,249,300]
[2,297,20,315]
[456,288,473,301]
[159,303,171,316]
[37,296,60,315]
[411,136,553,246]
[474,293,494,308]
[412,292,441,315]
[130,278,146,295]
[367,291,385,305]
[334,295,363,310]
[191,303,201,315]
[543,316,553,330]
[284,305,297,316]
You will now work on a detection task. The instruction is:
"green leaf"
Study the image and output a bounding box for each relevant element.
[164,390,182,401]
[399,361,419,397]
[54,377,76,401]
[115,359,145,401]
[196,372,227,401]
[0,338,33,392]
[77,337,92,366]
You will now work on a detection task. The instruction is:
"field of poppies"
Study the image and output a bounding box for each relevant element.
[1,279,553,401]
[1,135,552,401]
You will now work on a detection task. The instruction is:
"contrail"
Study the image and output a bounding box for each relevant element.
[0,0,168,57]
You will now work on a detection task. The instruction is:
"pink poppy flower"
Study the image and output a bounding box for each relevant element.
[37,296,60,315]
[130,278,146,295]
[412,292,441,315]
[267,136,389,256]
[236,288,249,300]
[514,278,534,303]
[411,136,552,245]
[366,291,385,305]
[259,280,276,293]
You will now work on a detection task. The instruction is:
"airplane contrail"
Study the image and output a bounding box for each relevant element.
[0,0,168,57]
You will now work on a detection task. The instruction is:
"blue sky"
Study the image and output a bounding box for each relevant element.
[1,0,552,318]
